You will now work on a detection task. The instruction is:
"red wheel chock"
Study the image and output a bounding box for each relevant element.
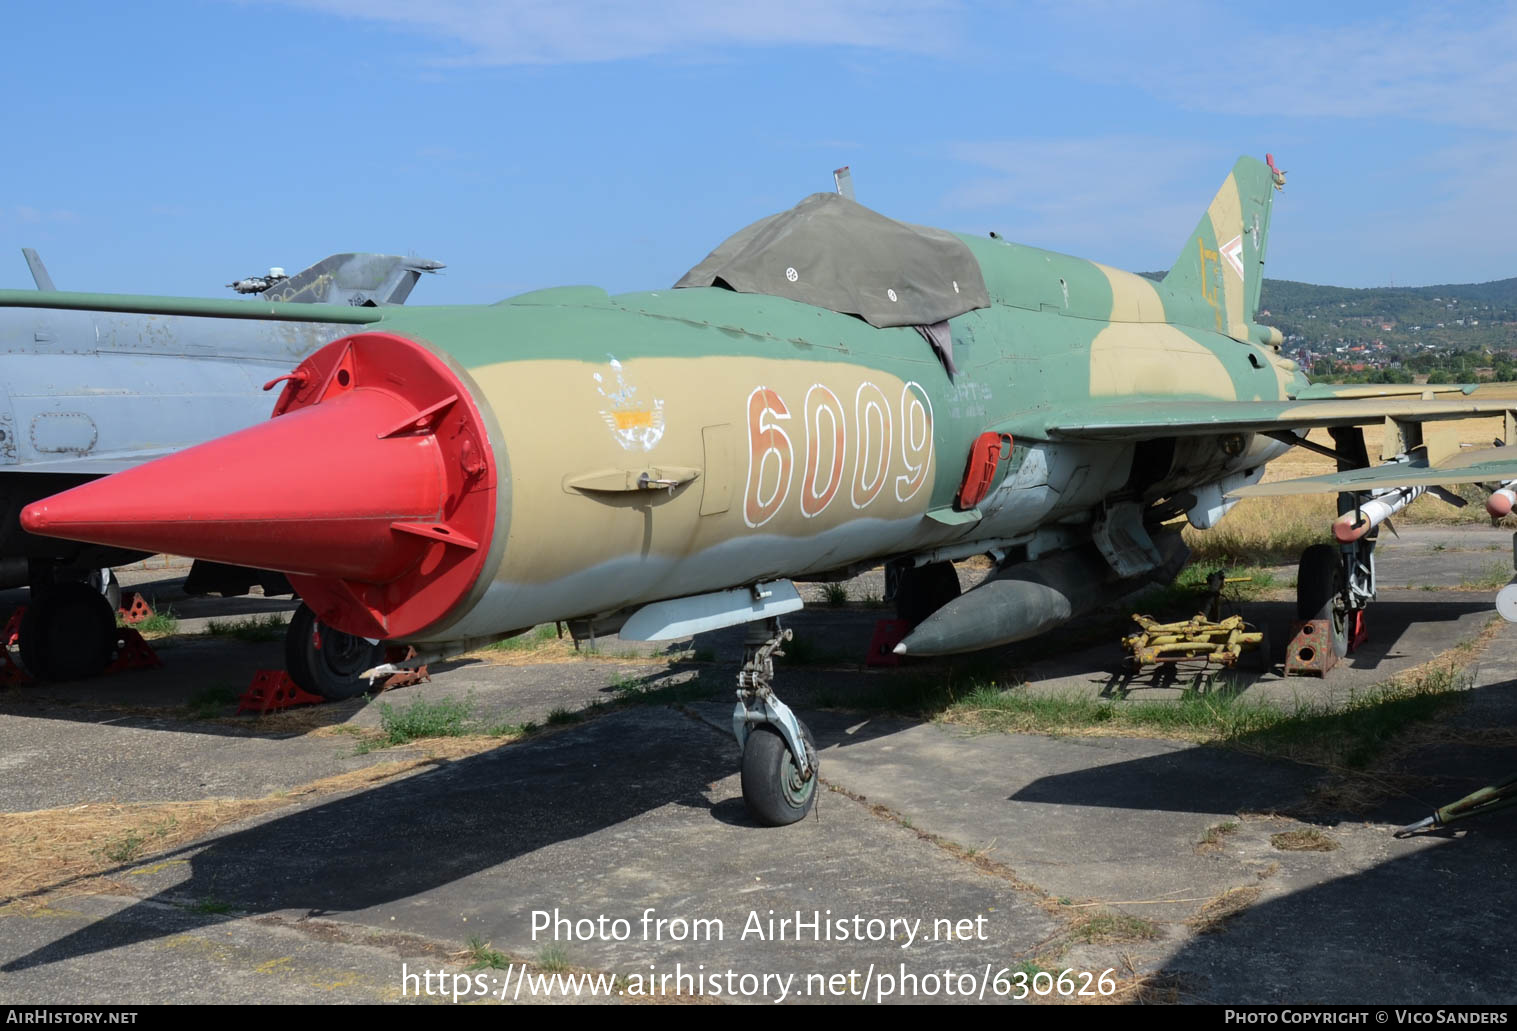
[1,608,32,686]
[1347,610,1369,653]
[866,619,910,667]
[0,608,160,684]
[106,627,162,674]
[374,645,430,690]
[1284,619,1339,676]
[3,607,25,649]
[238,670,327,714]
[117,591,154,624]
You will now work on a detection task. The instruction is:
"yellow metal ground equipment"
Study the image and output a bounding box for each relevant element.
[1122,613,1265,669]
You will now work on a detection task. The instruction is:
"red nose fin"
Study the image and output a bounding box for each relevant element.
[21,332,497,639]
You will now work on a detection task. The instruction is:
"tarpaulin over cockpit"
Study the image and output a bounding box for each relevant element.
[674,192,990,330]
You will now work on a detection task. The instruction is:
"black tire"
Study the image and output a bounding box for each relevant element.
[1296,544,1348,657]
[741,721,817,827]
[19,581,117,681]
[283,603,386,701]
[895,561,962,628]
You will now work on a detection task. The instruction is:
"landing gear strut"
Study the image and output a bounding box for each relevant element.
[734,618,817,826]
[1295,536,1374,664]
[1297,543,1350,657]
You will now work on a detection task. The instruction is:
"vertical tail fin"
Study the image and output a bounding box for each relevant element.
[259,253,445,306]
[1160,155,1283,341]
[21,248,56,291]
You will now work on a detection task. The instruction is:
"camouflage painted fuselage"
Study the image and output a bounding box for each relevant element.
[362,161,1305,643]
[14,157,1334,649]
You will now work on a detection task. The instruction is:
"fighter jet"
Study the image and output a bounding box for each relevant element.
[0,250,441,681]
[12,155,1517,825]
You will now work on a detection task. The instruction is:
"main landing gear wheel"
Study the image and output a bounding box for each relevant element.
[895,561,962,628]
[284,603,387,701]
[19,581,117,681]
[1297,543,1349,658]
[734,618,818,826]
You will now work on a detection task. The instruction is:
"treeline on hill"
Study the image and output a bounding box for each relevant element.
[1259,278,1517,384]
[1140,272,1517,383]
[1257,278,1517,346]
[1307,352,1517,385]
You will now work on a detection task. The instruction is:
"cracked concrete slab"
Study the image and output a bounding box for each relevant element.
[2,539,1515,1004]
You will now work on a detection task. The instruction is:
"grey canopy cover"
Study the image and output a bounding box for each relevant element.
[674,193,990,329]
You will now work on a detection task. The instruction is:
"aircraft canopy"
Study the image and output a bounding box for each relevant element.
[675,193,990,329]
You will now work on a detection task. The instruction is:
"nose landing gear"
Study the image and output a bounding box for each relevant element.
[734,618,817,826]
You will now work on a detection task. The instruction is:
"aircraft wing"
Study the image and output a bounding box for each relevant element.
[1037,396,1517,442]
[1292,382,1476,400]
[1231,447,1517,497]
[0,289,385,324]
[7,453,179,477]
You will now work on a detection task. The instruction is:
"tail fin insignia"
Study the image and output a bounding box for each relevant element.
[1160,156,1280,342]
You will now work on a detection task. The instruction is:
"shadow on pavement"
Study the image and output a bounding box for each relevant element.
[1166,821,1516,1003]
[3,708,738,972]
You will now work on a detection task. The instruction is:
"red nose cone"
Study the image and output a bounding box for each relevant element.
[24,390,442,580]
[1488,490,1514,518]
[22,332,497,639]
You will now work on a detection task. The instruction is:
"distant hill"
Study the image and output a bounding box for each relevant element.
[1258,277,1517,316]
[1138,273,1517,352]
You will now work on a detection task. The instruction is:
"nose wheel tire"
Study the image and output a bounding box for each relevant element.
[19,581,117,682]
[741,721,817,826]
[284,603,387,701]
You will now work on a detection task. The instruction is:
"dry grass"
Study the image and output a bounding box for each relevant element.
[0,760,434,904]
[1269,828,1340,852]
[1184,494,1332,566]
[1097,958,1185,1005]
[1302,625,1516,815]
[1066,911,1161,945]
[1195,820,1240,855]
[403,733,526,759]
[461,625,699,668]
[1186,884,1263,935]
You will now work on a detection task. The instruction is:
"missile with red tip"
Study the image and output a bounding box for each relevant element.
[1332,486,1426,543]
[1488,481,1517,518]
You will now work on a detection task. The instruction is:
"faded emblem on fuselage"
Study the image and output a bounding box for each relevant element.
[594,357,665,451]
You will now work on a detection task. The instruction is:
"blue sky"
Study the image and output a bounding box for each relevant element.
[3,1,1513,302]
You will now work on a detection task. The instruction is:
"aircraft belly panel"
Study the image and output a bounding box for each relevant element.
[416,514,934,642]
